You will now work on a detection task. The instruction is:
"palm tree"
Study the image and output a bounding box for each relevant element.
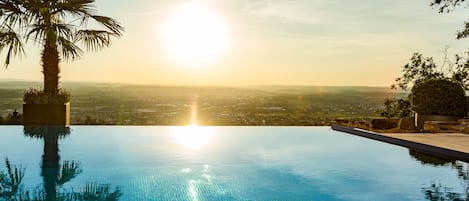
[0,0,123,95]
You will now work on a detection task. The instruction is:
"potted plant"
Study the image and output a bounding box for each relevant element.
[0,0,123,125]
[23,88,71,126]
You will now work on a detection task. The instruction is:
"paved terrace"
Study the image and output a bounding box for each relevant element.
[380,133,469,154]
[332,125,469,162]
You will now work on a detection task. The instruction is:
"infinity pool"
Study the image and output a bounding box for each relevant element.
[0,126,467,200]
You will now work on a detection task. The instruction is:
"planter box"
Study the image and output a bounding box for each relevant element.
[23,102,70,126]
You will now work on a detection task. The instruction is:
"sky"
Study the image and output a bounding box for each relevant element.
[1,0,469,86]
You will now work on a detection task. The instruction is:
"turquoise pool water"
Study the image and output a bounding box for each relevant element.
[0,126,467,201]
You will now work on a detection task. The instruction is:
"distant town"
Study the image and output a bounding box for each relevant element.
[0,81,404,125]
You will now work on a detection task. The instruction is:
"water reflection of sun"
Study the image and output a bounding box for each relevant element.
[171,124,215,149]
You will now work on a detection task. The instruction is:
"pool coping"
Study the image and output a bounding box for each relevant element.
[331,125,469,163]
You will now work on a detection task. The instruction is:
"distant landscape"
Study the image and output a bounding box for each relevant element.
[0,81,405,125]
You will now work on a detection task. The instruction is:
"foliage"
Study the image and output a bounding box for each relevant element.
[411,78,467,116]
[431,0,469,40]
[23,126,71,139]
[422,182,465,201]
[451,53,469,90]
[392,51,469,91]
[5,110,21,125]
[0,157,120,201]
[0,0,123,94]
[393,53,444,90]
[70,183,122,201]
[57,161,82,186]
[0,158,25,199]
[431,0,467,12]
[379,98,412,118]
[23,88,70,104]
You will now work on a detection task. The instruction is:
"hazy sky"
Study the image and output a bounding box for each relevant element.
[1,0,469,86]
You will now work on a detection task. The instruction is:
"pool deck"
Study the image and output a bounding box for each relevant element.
[331,125,469,162]
[380,133,469,154]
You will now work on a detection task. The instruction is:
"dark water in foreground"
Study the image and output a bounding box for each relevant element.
[0,126,467,201]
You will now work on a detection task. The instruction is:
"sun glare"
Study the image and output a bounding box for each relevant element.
[161,3,229,66]
[171,124,215,149]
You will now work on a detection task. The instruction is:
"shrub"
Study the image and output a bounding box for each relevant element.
[411,79,467,116]
[23,88,70,104]
[5,110,22,125]
[379,98,412,119]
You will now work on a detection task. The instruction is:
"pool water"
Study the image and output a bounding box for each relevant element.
[0,126,467,201]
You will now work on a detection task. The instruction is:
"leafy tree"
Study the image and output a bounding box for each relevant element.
[451,54,469,90]
[393,51,469,91]
[0,0,123,95]
[379,98,412,119]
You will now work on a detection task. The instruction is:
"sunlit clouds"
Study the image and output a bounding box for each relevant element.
[2,0,469,86]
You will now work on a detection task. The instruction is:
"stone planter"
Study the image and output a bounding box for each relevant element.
[23,102,70,126]
[415,114,461,132]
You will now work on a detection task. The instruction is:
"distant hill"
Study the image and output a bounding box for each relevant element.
[0,81,407,125]
[0,80,400,93]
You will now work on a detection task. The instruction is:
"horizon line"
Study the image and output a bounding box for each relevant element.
[0,78,394,88]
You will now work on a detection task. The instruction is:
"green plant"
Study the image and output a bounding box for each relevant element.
[5,110,21,125]
[0,158,25,198]
[379,98,412,119]
[23,88,70,104]
[411,78,467,116]
[392,51,468,91]
[0,0,123,95]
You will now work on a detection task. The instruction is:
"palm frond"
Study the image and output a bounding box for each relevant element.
[70,183,122,201]
[58,36,83,60]
[57,161,82,186]
[0,0,29,28]
[75,29,113,51]
[89,15,123,36]
[18,190,46,201]
[0,158,25,197]
[0,27,25,67]
[25,23,46,43]
[53,0,96,17]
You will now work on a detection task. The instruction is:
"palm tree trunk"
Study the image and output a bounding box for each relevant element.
[42,132,59,200]
[42,37,60,95]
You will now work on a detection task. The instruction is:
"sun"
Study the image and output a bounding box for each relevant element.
[161,3,229,66]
